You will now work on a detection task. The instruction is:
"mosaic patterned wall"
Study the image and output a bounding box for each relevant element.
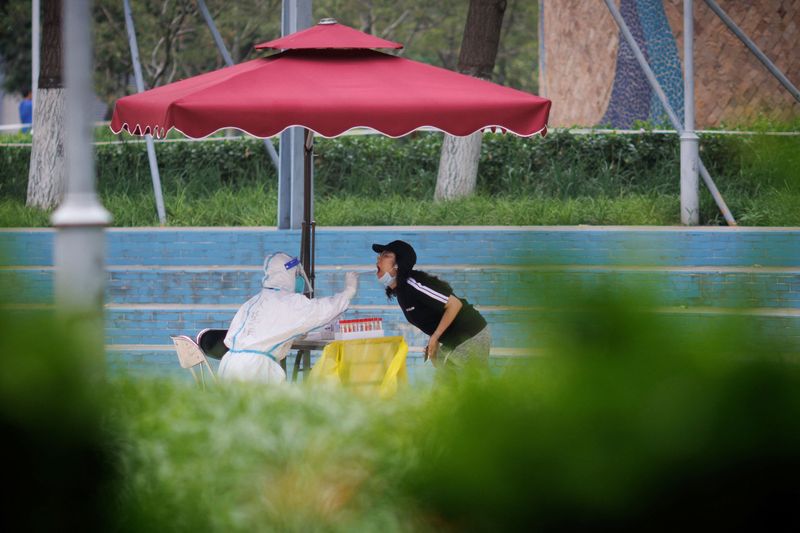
[542,0,800,127]
[664,0,800,126]
[539,0,619,126]
[600,0,684,128]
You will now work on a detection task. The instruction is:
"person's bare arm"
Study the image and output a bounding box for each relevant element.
[426,295,462,364]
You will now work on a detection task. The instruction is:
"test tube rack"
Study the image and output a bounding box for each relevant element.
[334,317,384,340]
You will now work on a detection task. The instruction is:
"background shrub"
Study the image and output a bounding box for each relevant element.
[2,131,797,201]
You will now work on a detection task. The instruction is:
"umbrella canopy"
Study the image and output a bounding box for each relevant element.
[110,21,551,139]
[254,18,403,50]
[110,19,552,291]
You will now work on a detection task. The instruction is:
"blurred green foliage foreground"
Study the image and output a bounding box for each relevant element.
[2,288,799,532]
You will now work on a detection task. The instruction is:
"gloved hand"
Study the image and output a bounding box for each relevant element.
[344,271,359,296]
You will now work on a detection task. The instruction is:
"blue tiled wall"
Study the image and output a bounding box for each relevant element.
[3,267,799,310]
[3,228,799,267]
[2,227,798,380]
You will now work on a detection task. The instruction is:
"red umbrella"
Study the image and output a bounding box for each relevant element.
[111,21,549,139]
[110,19,552,285]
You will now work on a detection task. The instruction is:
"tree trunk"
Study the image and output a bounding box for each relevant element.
[27,88,65,208]
[435,0,506,202]
[27,0,65,210]
[435,131,483,200]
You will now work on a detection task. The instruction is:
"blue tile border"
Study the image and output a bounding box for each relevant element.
[3,226,798,377]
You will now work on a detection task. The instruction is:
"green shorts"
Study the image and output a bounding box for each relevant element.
[439,326,491,370]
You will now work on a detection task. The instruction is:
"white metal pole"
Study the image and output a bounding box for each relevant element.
[196,0,279,169]
[681,0,699,225]
[51,0,112,361]
[604,0,682,128]
[196,0,234,65]
[604,0,734,225]
[31,0,40,110]
[122,0,167,225]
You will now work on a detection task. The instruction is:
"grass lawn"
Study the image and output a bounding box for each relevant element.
[2,188,799,227]
[4,281,800,531]
[84,301,800,530]
[2,126,798,227]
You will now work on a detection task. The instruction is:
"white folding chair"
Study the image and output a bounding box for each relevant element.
[170,335,217,389]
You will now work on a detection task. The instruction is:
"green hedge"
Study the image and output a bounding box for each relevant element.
[1,131,797,201]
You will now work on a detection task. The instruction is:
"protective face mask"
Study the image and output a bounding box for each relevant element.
[295,275,305,294]
[378,271,395,287]
[291,262,313,296]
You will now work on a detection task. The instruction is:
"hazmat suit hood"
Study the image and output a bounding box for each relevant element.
[261,252,298,292]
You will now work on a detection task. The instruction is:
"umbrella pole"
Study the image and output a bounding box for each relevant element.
[301,128,315,297]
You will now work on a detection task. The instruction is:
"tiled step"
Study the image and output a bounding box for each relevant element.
[4,227,800,380]
[102,305,536,348]
[106,343,534,385]
[4,265,799,308]
[3,227,799,267]
[98,304,800,349]
[6,301,799,351]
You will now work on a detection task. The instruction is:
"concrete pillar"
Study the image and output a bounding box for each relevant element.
[51,0,112,366]
[278,0,312,229]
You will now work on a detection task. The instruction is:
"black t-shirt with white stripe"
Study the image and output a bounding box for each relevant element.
[394,272,487,349]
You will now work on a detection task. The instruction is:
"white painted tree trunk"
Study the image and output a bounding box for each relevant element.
[435,131,483,201]
[26,87,66,209]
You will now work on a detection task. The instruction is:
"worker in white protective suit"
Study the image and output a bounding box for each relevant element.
[219,252,359,384]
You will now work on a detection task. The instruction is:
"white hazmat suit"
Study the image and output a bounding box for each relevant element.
[219,252,359,384]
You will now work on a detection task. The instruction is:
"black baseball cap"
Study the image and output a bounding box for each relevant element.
[372,240,417,273]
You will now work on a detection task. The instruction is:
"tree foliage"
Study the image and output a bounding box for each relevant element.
[0,0,32,95]
[0,0,538,113]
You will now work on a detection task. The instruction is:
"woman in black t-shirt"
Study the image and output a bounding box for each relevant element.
[372,240,490,370]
